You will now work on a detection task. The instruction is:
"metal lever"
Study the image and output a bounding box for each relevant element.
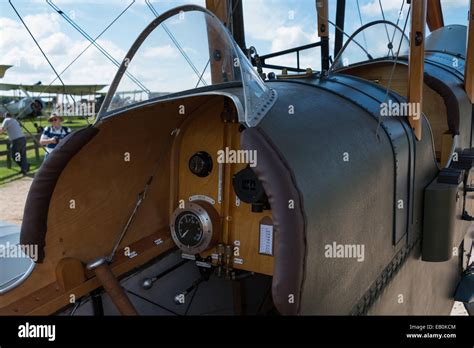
[173,277,205,305]
[141,260,188,290]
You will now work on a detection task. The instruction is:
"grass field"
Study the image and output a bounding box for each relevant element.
[0,117,93,184]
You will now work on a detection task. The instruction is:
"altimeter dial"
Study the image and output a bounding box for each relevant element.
[170,201,219,254]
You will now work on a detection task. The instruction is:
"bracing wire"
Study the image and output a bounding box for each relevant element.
[328,18,374,62]
[195,59,211,88]
[375,3,412,141]
[41,1,136,98]
[47,0,150,94]
[356,0,369,51]
[389,0,406,54]
[8,0,76,106]
[378,0,394,56]
[31,1,136,125]
[145,0,207,87]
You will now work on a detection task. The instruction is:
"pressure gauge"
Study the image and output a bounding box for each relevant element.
[170,201,219,254]
[174,212,203,247]
[189,152,213,177]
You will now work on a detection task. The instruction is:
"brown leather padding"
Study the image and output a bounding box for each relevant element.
[20,127,99,262]
[241,127,306,315]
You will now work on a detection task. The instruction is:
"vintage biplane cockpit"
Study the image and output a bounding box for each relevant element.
[1,0,474,317]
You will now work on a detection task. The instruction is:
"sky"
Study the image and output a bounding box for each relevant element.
[0,0,470,98]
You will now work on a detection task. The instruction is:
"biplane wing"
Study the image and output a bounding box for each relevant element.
[0,65,12,79]
[0,83,107,95]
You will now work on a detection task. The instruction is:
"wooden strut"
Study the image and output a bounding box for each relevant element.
[87,258,138,316]
[408,0,427,141]
[205,0,232,84]
[466,0,474,103]
[316,0,330,72]
[426,0,444,32]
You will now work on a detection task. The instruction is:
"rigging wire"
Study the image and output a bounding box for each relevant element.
[389,0,407,53]
[29,1,136,126]
[145,0,207,87]
[8,0,76,106]
[46,0,150,94]
[195,59,211,88]
[356,0,369,51]
[39,1,136,101]
[378,0,394,56]
[375,3,412,141]
[326,18,375,70]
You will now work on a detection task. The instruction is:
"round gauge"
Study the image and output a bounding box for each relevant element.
[189,152,213,177]
[170,201,219,254]
[174,212,203,247]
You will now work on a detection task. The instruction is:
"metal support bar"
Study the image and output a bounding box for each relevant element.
[257,42,322,73]
[259,42,322,61]
[334,0,346,57]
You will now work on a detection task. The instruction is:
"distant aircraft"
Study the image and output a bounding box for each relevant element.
[0,79,107,119]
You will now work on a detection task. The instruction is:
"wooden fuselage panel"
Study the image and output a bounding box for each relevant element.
[0,95,273,315]
[175,103,274,276]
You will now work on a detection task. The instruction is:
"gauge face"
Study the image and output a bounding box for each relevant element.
[174,212,203,247]
[189,152,213,177]
[170,202,218,255]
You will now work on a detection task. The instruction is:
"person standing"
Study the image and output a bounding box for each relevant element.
[40,114,71,159]
[0,112,30,175]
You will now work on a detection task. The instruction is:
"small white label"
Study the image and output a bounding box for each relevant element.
[181,253,196,260]
[211,253,218,260]
[154,238,163,246]
[234,257,244,265]
[189,195,215,205]
[196,261,212,268]
[259,224,274,256]
[128,251,138,259]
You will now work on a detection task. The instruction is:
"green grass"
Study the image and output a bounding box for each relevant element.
[0,148,45,184]
[0,117,94,184]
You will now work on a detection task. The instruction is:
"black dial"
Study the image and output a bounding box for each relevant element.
[174,212,203,247]
[189,152,213,177]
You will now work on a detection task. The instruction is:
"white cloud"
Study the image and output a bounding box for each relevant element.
[143,44,178,58]
[242,0,320,70]
[0,12,124,91]
[361,0,404,17]
[271,26,317,52]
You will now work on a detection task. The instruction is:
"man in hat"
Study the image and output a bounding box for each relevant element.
[0,112,30,175]
[40,114,71,159]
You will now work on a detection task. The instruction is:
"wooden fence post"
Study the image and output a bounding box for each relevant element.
[34,136,40,162]
[6,141,11,169]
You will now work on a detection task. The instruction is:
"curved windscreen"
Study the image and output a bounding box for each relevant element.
[332,21,409,71]
[101,5,275,127]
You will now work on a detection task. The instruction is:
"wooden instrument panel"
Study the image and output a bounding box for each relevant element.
[173,103,274,276]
